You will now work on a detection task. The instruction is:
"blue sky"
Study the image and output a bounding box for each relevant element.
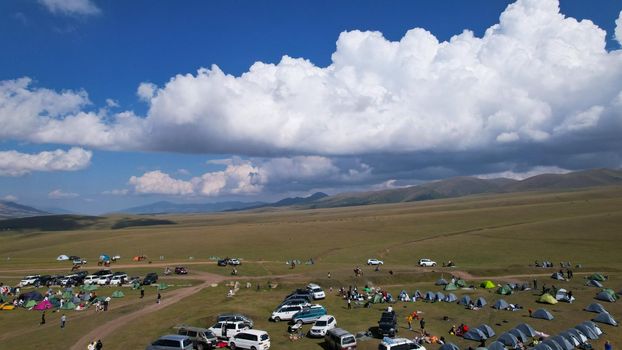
[1,0,622,214]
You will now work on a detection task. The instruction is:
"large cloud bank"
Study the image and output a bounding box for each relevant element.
[0,148,92,176]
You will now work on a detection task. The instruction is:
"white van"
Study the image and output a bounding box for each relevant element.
[306,283,326,300]
[109,274,127,285]
[208,320,249,339]
[229,330,270,350]
[270,304,304,322]
[83,275,99,285]
[325,328,357,350]
[378,337,426,350]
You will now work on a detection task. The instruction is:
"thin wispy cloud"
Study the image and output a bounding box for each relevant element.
[39,0,101,17]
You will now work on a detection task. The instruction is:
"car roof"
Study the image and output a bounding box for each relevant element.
[381,337,414,345]
[316,315,334,321]
[238,329,267,336]
[160,334,190,341]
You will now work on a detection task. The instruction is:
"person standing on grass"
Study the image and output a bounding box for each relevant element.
[157,292,161,304]
[95,339,103,350]
[533,279,537,290]
[60,314,66,329]
[140,287,145,299]
[407,314,413,330]
[347,297,351,310]
[40,311,45,325]
[604,340,612,350]
[420,318,426,334]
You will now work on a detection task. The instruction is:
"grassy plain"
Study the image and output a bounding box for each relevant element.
[0,187,621,349]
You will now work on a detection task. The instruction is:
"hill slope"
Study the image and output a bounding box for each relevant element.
[0,201,48,220]
[119,200,265,215]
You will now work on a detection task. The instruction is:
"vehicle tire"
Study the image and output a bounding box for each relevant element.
[296,319,303,325]
[432,263,437,267]
[230,343,236,350]
[251,347,257,350]
[273,316,280,322]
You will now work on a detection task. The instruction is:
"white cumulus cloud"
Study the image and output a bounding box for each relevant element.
[616,11,622,45]
[2,195,18,202]
[0,147,92,176]
[129,170,195,196]
[39,0,101,16]
[48,189,79,199]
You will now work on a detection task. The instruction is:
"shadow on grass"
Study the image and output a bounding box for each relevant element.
[0,215,101,231]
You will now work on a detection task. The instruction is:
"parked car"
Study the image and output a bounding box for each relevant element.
[97,274,113,285]
[72,258,87,265]
[418,259,436,267]
[306,283,326,300]
[325,328,357,350]
[377,311,398,338]
[309,315,337,337]
[378,337,426,350]
[20,275,40,286]
[208,320,249,339]
[146,334,193,350]
[109,274,128,285]
[93,269,112,276]
[229,330,270,350]
[271,304,305,322]
[228,258,241,266]
[142,272,158,285]
[36,275,53,286]
[291,305,327,325]
[176,326,217,350]
[216,313,254,328]
[83,275,99,285]
[278,298,311,308]
[217,258,230,266]
[367,259,384,266]
[174,266,188,275]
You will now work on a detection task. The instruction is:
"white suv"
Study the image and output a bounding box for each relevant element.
[208,321,249,339]
[306,283,326,300]
[418,258,436,267]
[367,259,384,265]
[97,274,113,285]
[270,305,304,322]
[379,337,426,350]
[20,275,40,286]
[83,275,99,285]
[229,330,270,350]
[308,315,336,337]
[109,274,127,285]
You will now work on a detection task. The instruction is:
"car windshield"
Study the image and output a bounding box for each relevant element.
[314,321,327,326]
[343,336,355,344]
[260,334,269,341]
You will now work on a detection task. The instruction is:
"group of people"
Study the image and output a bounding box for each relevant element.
[87,340,103,350]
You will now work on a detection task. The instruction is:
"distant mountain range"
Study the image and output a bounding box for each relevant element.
[0,201,48,220]
[1,168,621,219]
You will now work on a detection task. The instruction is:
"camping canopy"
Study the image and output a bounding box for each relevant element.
[551,272,565,280]
[575,325,598,340]
[60,301,76,310]
[33,300,53,310]
[56,254,69,261]
[460,295,472,306]
[538,293,558,305]
[550,336,574,350]
[444,293,457,303]
[498,333,519,347]
[435,292,444,302]
[436,278,448,286]
[566,328,588,343]
[463,328,487,341]
[99,254,111,262]
[595,291,616,302]
[497,285,513,295]
[509,328,528,343]
[488,341,505,350]
[555,289,574,303]
[425,291,435,301]
[592,312,618,326]
[157,282,169,290]
[444,283,458,291]
[24,300,37,308]
[456,279,467,287]
[476,297,487,307]
[601,289,619,300]
[20,291,43,301]
[111,290,125,298]
[516,323,537,337]
[588,273,606,282]
[543,339,564,350]
[587,279,603,288]
[439,343,460,350]
[559,331,580,347]
[493,299,509,310]
[532,308,554,320]
[477,324,495,338]
[585,303,607,313]
[534,344,554,350]
[481,280,495,289]
[81,284,98,292]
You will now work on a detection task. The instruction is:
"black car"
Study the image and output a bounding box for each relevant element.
[142,272,158,285]
[217,258,230,266]
[50,275,65,286]
[174,266,188,275]
[378,311,398,338]
[36,275,53,286]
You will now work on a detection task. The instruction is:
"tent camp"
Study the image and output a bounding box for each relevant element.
[559,331,581,347]
[60,301,76,310]
[509,328,528,343]
[460,295,471,306]
[587,279,603,288]
[444,293,457,303]
[111,290,125,298]
[413,290,423,300]
[595,291,616,302]
[574,325,598,340]
[550,335,574,350]
[551,272,565,281]
[463,328,487,341]
[456,279,467,287]
[425,291,435,302]
[488,341,505,350]
[532,308,554,320]
[534,344,554,350]
[516,323,537,337]
[24,300,37,308]
[565,328,588,344]
[542,339,564,350]
[592,312,618,326]
[538,293,558,305]
[56,254,69,261]
[480,280,496,289]
[157,282,169,290]
[33,300,53,310]
[81,284,98,292]
[585,303,607,313]
[498,332,520,347]
[444,283,458,291]
[601,289,619,299]
[477,324,495,338]
[476,297,487,308]
[436,278,448,286]
[583,321,603,336]
[20,291,43,302]
[588,273,607,282]
[493,299,510,310]
[555,289,574,303]
[435,292,445,302]
[439,344,460,350]
[497,284,513,295]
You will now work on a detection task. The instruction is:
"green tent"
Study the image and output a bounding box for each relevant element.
[497,285,513,295]
[372,294,383,304]
[0,294,8,302]
[157,283,169,290]
[48,297,61,307]
[456,279,467,287]
[444,283,458,291]
[24,300,37,308]
[481,280,496,289]
[588,274,607,282]
[132,282,141,290]
[62,291,73,299]
[60,301,76,310]
[92,296,106,303]
[538,293,558,304]
[111,290,125,298]
[80,284,98,292]
[601,289,620,300]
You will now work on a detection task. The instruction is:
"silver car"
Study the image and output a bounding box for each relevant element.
[146,335,193,350]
